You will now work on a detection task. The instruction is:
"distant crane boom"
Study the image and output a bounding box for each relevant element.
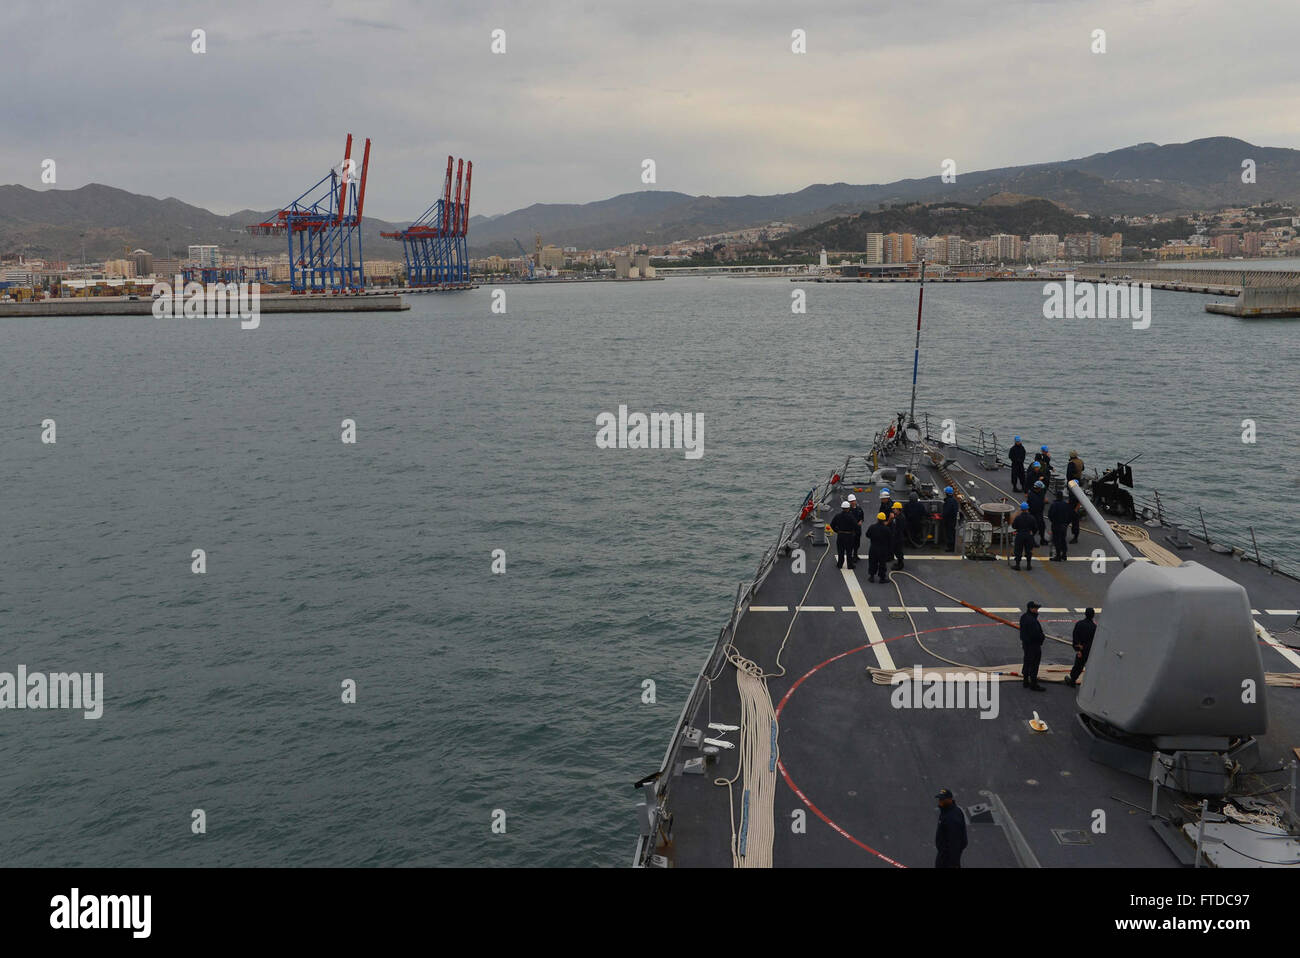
[513,237,535,279]
[379,154,473,288]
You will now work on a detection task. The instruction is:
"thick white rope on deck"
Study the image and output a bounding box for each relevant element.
[715,654,779,868]
[1108,521,1182,567]
[710,537,834,867]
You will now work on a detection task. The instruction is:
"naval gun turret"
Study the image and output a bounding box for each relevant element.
[1066,481,1267,796]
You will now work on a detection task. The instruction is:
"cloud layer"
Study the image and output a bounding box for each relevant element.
[4,0,1297,221]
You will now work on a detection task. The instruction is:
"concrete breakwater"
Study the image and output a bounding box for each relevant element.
[0,293,409,317]
[1071,264,1300,317]
[1204,285,1300,318]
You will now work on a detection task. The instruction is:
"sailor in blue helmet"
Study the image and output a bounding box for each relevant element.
[934,788,968,868]
[1027,457,1045,489]
[1039,445,1053,479]
[940,486,959,553]
[1011,500,1037,571]
[1008,435,1027,492]
[1019,601,1046,690]
[1027,480,1048,546]
[1047,487,1074,560]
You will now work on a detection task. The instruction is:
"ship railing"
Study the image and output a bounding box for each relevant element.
[636,610,732,867]
[917,411,1298,582]
[1126,488,1297,580]
[638,473,837,866]
[637,580,751,867]
[749,468,844,620]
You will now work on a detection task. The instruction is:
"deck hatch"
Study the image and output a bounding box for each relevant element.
[1051,828,1092,846]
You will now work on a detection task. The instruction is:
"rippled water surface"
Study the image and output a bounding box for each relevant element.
[1,277,1296,865]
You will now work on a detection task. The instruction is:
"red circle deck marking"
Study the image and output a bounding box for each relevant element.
[774,622,1004,868]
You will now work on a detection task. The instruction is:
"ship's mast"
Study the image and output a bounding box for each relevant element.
[907,259,926,430]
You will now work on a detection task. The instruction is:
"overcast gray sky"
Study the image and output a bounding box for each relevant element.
[4,0,1299,221]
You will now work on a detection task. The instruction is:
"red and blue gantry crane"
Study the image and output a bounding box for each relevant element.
[381,156,472,289]
[248,134,371,293]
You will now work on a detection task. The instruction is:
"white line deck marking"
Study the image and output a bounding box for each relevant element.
[1265,610,1299,616]
[1073,607,1103,613]
[902,555,1125,562]
[841,569,896,671]
[1256,620,1300,672]
[752,604,1119,616]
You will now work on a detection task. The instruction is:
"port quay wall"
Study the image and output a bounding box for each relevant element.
[1073,264,1300,291]
[0,295,409,317]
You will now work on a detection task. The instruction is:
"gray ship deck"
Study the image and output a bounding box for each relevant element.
[651,443,1300,868]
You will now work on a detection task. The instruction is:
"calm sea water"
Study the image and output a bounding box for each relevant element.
[1,277,1297,866]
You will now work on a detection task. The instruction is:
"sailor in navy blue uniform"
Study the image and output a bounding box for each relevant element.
[1019,601,1046,690]
[940,486,958,553]
[1027,480,1047,545]
[865,512,894,583]
[847,494,865,561]
[831,501,857,570]
[1008,436,1027,491]
[889,502,906,570]
[1047,490,1074,561]
[877,488,894,522]
[1065,608,1097,687]
[1027,459,1045,490]
[934,788,968,868]
[1012,501,1037,570]
[903,491,926,546]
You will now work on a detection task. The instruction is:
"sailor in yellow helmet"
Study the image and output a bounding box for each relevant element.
[865,511,893,583]
[889,501,907,571]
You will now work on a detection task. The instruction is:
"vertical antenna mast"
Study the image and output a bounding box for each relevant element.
[907,260,926,428]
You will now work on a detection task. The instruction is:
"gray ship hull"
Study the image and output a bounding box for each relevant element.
[636,431,1300,869]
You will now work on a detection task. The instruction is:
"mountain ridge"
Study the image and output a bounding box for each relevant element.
[3,138,1297,260]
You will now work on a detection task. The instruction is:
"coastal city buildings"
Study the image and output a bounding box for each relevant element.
[3,202,1298,295]
[884,233,914,264]
[188,245,219,268]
